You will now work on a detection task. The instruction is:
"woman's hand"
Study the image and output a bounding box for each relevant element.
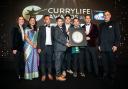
[13,50,17,54]
[32,44,37,48]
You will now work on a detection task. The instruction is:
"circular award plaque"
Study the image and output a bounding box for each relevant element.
[72,31,83,43]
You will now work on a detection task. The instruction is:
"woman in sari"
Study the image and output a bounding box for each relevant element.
[24,17,39,80]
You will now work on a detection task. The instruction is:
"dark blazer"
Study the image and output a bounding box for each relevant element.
[62,23,74,40]
[54,26,67,52]
[37,25,55,49]
[82,23,99,47]
[11,25,25,52]
[98,21,120,51]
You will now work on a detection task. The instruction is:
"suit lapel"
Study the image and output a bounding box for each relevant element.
[43,26,46,43]
[89,24,93,34]
[84,23,93,35]
[17,25,21,33]
[58,26,67,39]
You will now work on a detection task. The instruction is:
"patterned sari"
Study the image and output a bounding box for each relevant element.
[24,27,39,80]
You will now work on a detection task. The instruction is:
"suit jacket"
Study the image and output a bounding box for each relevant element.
[62,23,74,37]
[11,25,25,52]
[98,20,120,51]
[54,26,67,52]
[82,23,99,47]
[37,25,55,49]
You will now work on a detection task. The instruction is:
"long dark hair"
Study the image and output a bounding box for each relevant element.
[27,16,37,31]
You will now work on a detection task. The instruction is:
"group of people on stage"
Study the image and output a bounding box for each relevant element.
[11,10,120,81]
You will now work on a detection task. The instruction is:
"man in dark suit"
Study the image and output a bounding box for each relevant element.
[54,17,70,81]
[62,14,74,76]
[37,15,54,81]
[12,16,25,79]
[82,15,99,77]
[98,11,120,79]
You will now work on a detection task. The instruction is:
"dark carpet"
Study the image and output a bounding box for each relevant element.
[0,58,128,89]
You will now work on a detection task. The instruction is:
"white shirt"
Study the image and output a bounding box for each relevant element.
[65,24,71,41]
[19,25,24,41]
[85,23,91,35]
[45,26,52,45]
[65,24,70,31]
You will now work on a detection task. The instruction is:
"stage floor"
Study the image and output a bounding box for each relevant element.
[0,58,128,89]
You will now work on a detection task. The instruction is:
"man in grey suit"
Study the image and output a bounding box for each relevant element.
[54,17,70,81]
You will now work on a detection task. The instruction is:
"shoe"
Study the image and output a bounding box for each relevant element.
[41,75,46,81]
[103,73,107,77]
[80,73,85,77]
[67,69,73,74]
[73,72,77,77]
[62,71,66,77]
[56,76,66,81]
[61,74,65,78]
[48,74,53,80]
[102,73,108,79]
[109,74,115,79]
[18,75,21,79]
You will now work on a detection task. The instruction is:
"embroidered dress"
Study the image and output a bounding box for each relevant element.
[24,28,39,80]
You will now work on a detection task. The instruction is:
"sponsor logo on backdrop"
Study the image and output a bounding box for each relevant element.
[22,5,43,21]
[92,10,104,20]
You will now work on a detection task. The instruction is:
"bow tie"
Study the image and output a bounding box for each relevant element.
[45,25,50,27]
[86,24,90,26]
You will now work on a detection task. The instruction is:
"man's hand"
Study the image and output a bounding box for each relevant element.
[32,44,37,48]
[38,49,41,53]
[86,36,90,40]
[13,50,17,54]
[66,42,71,47]
[98,46,101,51]
[112,46,117,52]
[67,31,70,35]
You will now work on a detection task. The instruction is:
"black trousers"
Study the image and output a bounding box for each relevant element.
[101,51,116,76]
[85,47,99,75]
[39,46,53,75]
[72,48,85,73]
[14,51,25,77]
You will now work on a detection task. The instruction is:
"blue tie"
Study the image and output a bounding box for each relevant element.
[60,27,63,32]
